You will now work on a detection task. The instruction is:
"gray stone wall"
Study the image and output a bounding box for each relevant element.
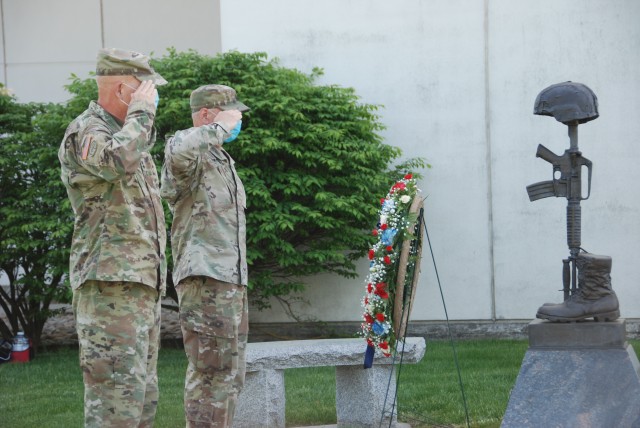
[34,308,640,347]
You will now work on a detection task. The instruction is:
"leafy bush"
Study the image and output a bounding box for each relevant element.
[150,50,425,308]
[0,86,73,350]
[0,50,425,339]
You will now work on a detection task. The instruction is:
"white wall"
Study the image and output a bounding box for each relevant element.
[1,0,100,102]
[2,0,638,323]
[488,0,640,319]
[1,0,222,102]
[221,0,640,323]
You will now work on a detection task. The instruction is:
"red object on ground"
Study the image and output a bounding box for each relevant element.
[11,348,30,363]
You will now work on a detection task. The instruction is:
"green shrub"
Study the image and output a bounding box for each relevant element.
[151,49,425,308]
[0,86,73,349]
[0,50,426,334]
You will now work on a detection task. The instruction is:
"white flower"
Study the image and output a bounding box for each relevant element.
[382,322,391,333]
[379,215,387,224]
[400,195,411,204]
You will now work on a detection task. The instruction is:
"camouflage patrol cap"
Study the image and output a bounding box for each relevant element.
[96,48,167,86]
[190,84,250,113]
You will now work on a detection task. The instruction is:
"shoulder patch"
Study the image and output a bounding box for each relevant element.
[88,139,98,158]
[81,136,93,160]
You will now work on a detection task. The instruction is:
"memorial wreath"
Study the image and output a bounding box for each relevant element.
[360,173,422,359]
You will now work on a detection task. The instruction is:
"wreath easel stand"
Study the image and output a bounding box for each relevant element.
[366,193,470,428]
[378,196,425,428]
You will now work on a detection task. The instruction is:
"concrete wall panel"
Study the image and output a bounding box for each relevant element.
[3,0,101,63]
[0,3,5,85]
[488,0,640,319]
[224,0,494,322]
[6,62,94,103]
[102,0,221,57]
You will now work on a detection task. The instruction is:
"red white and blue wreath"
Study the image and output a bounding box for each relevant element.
[360,173,422,366]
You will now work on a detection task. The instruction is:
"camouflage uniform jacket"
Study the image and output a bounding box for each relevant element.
[160,124,248,287]
[59,99,167,294]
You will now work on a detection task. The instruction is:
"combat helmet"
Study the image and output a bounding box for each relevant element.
[534,81,599,124]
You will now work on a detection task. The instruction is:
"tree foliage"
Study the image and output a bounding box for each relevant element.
[150,50,425,308]
[0,86,74,350]
[0,50,425,344]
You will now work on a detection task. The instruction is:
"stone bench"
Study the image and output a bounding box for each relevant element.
[235,337,426,428]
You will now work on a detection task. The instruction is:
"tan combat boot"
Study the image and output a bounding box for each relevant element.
[536,253,619,322]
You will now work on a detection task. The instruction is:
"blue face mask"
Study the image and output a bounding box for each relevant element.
[154,92,160,108]
[224,120,242,143]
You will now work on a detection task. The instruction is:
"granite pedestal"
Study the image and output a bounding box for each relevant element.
[502,319,640,427]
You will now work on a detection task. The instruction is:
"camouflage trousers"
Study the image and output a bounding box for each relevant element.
[177,277,249,428]
[73,280,161,428]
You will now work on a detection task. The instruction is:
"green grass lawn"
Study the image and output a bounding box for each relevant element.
[1,339,638,427]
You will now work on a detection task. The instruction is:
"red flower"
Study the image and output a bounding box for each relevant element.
[364,297,369,305]
[381,224,388,231]
[395,182,406,191]
[384,255,392,265]
[372,229,378,236]
[364,314,374,324]
[376,282,386,290]
[380,198,385,205]
[376,289,389,299]
[376,313,385,322]
[404,173,413,180]
[379,341,389,350]
[386,245,393,252]
[367,339,374,347]
[367,283,373,293]
[368,249,375,260]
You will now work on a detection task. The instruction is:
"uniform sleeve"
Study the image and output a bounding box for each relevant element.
[160,123,229,205]
[77,99,156,182]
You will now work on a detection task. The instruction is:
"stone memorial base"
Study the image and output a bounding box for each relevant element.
[502,319,640,427]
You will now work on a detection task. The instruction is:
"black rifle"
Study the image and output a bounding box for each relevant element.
[526,125,592,300]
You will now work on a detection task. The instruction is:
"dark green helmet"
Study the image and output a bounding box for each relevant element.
[534,81,599,124]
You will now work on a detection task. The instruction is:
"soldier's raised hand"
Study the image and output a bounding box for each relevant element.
[131,80,157,106]
[214,109,242,131]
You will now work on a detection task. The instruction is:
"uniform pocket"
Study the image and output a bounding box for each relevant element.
[181,310,236,374]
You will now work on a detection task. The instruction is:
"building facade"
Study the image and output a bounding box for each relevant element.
[2,0,639,326]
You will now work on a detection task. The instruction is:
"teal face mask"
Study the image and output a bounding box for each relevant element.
[224,120,242,143]
[154,92,160,108]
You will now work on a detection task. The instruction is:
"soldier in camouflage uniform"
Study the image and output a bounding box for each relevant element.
[58,48,167,428]
[161,85,249,428]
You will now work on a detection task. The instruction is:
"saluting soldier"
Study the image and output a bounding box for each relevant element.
[58,48,167,427]
[161,85,249,428]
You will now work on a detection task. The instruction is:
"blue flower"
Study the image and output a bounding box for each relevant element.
[383,199,396,211]
[381,228,397,246]
[372,321,386,335]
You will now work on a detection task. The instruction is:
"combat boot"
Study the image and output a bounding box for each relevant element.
[536,253,619,322]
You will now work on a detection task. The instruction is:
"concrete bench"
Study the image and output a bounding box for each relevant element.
[235,337,426,428]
